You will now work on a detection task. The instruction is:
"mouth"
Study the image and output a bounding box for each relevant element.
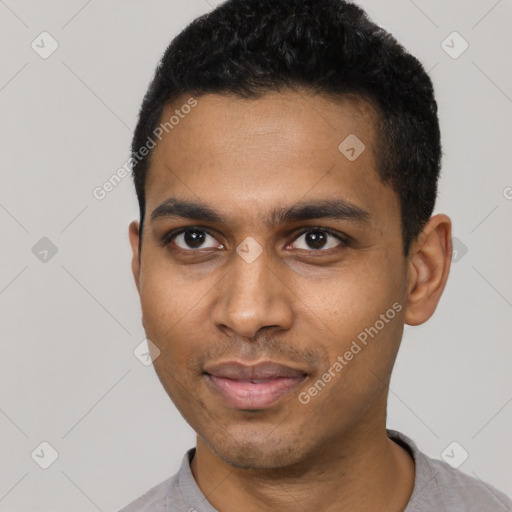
[203,360,308,410]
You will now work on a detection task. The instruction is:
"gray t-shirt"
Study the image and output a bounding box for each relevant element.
[119,429,512,511]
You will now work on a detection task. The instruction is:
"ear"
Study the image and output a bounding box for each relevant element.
[129,220,141,294]
[404,214,452,326]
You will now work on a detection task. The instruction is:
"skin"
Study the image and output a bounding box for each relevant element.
[129,90,452,512]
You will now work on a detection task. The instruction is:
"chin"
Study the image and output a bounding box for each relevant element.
[201,424,312,471]
[214,442,301,470]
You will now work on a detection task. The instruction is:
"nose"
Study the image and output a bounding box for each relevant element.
[211,245,294,339]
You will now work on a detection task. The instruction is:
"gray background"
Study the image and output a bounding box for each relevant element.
[0,0,511,510]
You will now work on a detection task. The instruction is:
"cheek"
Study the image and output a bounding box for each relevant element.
[313,262,401,331]
[303,256,404,378]
[139,273,185,354]
[138,264,214,368]
[140,256,198,326]
[300,299,403,428]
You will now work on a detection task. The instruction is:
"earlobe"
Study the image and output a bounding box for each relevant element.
[128,221,141,293]
[404,214,452,326]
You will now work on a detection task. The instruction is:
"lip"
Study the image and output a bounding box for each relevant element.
[204,361,308,410]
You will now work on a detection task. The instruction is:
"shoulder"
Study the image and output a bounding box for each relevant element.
[430,459,512,511]
[415,456,512,511]
[118,475,176,512]
[117,448,200,512]
[388,430,512,512]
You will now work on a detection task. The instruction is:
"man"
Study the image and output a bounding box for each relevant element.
[121,0,512,510]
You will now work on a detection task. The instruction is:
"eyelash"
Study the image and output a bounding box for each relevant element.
[161,226,350,253]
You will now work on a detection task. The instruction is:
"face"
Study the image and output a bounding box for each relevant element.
[130,91,411,469]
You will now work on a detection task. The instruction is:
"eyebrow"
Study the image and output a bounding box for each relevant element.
[150,197,371,229]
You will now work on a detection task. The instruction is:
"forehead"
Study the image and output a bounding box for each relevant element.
[151,90,379,165]
[144,91,398,232]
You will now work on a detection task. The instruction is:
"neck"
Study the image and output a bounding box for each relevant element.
[190,399,415,512]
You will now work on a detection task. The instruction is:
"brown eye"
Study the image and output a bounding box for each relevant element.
[172,229,220,250]
[291,229,346,251]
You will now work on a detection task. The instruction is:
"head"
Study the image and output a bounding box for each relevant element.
[128,0,452,469]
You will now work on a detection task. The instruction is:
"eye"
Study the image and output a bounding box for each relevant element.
[164,227,348,253]
[168,228,222,250]
[290,228,347,251]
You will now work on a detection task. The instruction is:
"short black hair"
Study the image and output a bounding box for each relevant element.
[131,0,441,255]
